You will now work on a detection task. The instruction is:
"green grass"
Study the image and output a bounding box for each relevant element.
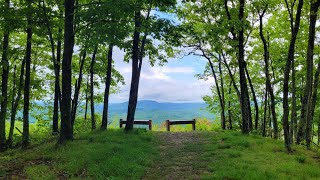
[201,131,320,180]
[0,129,156,179]
[1,129,320,179]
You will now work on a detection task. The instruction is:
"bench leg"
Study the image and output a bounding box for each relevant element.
[149,120,152,131]
[192,119,196,131]
[166,120,170,131]
[120,119,123,128]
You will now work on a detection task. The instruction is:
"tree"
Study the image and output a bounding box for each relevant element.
[101,45,113,130]
[22,0,33,148]
[0,0,10,150]
[237,0,251,134]
[60,0,75,143]
[304,0,320,149]
[90,46,98,130]
[125,0,177,131]
[283,0,304,151]
[257,3,278,138]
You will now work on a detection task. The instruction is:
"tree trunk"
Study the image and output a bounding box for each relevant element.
[207,56,225,129]
[291,54,297,143]
[228,82,233,130]
[218,55,226,130]
[125,11,142,131]
[90,47,98,130]
[221,52,241,100]
[60,0,75,143]
[84,79,89,121]
[283,0,303,152]
[7,65,16,146]
[262,88,268,137]
[304,0,320,149]
[22,0,33,148]
[238,0,251,134]
[312,58,320,146]
[0,0,10,151]
[7,58,25,147]
[245,64,258,130]
[259,13,278,139]
[53,28,62,135]
[42,1,62,135]
[71,49,87,126]
[101,45,113,130]
[125,8,151,131]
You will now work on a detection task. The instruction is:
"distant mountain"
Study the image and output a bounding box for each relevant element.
[96,100,214,124]
[27,100,214,124]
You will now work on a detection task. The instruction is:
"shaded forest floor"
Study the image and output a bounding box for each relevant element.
[1,130,320,179]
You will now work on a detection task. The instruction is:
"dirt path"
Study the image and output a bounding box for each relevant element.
[143,132,211,180]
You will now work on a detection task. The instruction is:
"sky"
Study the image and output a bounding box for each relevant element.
[109,47,215,103]
[107,9,215,103]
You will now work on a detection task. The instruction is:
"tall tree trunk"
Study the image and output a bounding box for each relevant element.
[283,0,303,152]
[71,49,87,126]
[22,0,33,148]
[221,52,241,100]
[90,47,98,130]
[42,1,62,135]
[245,64,258,130]
[201,50,226,130]
[291,54,297,143]
[7,58,25,147]
[312,58,320,145]
[8,66,16,146]
[305,0,320,149]
[262,87,268,137]
[207,56,225,129]
[101,45,113,130]
[228,82,233,130]
[218,55,226,130]
[125,11,142,131]
[259,12,278,139]
[238,0,251,134]
[0,0,10,151]
[268,101,272,138]
[125,8,151,131]
[84,79,89,121]
[53,28,62,135]
[60,0,75,143]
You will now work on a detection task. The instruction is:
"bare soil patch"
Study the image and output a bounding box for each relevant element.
[143,132,212,180]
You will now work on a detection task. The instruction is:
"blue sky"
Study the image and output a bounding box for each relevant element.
[109,48,214,103]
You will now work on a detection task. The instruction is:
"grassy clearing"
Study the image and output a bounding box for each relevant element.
[0,129,156,179]
[1,128,320,179]
[202,130,320,179]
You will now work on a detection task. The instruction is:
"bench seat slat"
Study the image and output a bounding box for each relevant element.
[169,120,195,125]
[119,119,152,130]
[121,120,150,125]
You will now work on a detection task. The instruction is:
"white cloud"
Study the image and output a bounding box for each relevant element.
[109,47,213,103]
[161,67,195,74]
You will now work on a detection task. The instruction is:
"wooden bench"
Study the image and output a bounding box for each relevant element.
[119,119,152,130]
[166,119,196,131]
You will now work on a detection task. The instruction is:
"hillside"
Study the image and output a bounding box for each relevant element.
[1,130,320,179]
[27,100,213,124]
[97,100,213,124]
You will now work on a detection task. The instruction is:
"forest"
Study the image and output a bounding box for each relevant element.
[1,0,320,179]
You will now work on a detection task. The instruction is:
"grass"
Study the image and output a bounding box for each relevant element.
[1,128,320,179]
[202,130,320,180]
[0,129,156,179]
